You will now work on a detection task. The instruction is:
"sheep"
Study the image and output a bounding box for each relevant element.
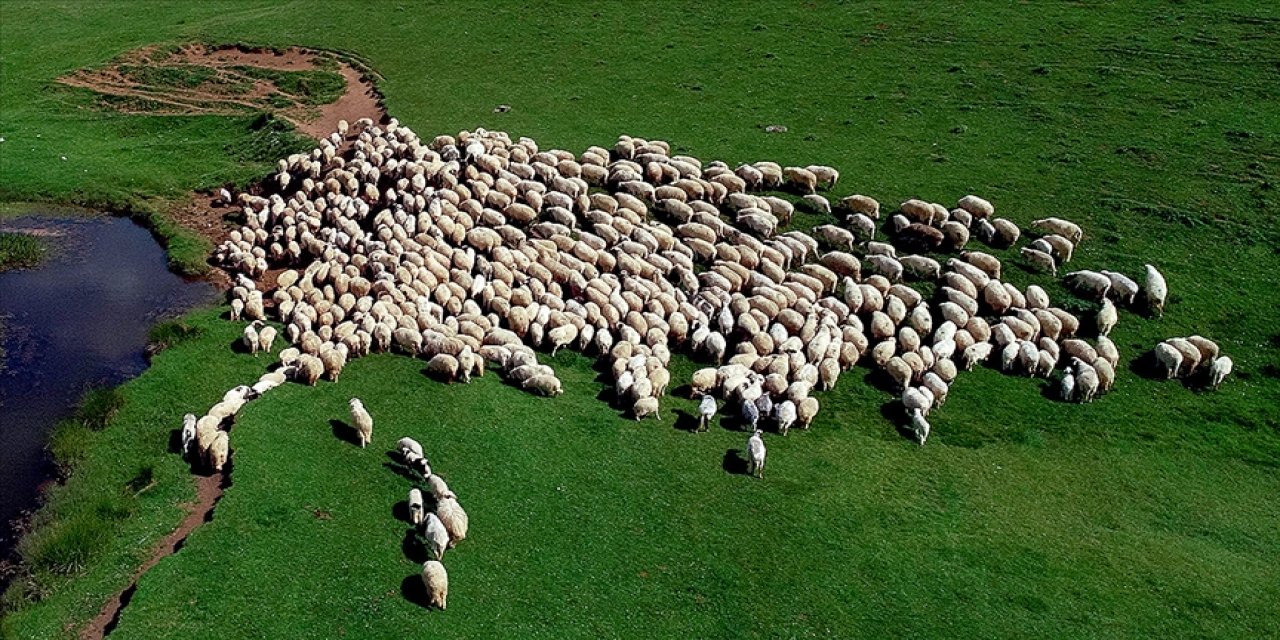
[409,488,426,526]
[1209,356,1233,389]
[398,436,425,461]
[802,194,831,214]
[426,353,461,383]
[746,429,767,478]
[774,400,797,436]
[243,321,261,355]
[1031,217,1083,242]
[957,195,994,219]
[838,194,879,217]
[250,370,288,397]
[697,394,717,432]
[1020,247,1056,276]
[1144,264,1167,316]
[525,374,564,396]
[427,474,455,502]
[436,496,469,547]
[633,396,661,421]
[258,325,278,354]
[422,512,449,561]
[1064,270,1111,300]
[909,408,930,445]
[1186,335,1220,364]
[741,398,761,430]
[349,398,373,448]
[902,387,933,416]
[962,342,992,370]
[1100,270,1139,305]
[421,560,449,610]
[208,431,230,472]
[1096,298,1118,336]
[1153,341,1183,379]
[1074,360,1099,403]
[180,413,197,457]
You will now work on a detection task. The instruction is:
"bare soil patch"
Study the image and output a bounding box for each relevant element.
[59,43,387,285]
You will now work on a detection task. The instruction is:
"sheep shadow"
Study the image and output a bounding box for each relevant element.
[595,385,619,407]
[402,528,429,563]
[1128,350,1169,381]
[383,461,423,484]
[862,368,900,395]
[229,338,254,355]
[167,429,185,455]
[1039,379,1066,402]
[672,409,700,433]
[400,574,433,610]
[392,500,412,524]
[878,402,917,443]
[329,419,363,447]
[722,448,748,475]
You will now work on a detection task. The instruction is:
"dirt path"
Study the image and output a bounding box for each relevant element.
[79,472,227,640]
[59,43,388,284]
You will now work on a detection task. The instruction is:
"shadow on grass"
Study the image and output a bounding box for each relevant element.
[167,429,184,455]
[383,461,422,484]
[400,574,433,609]
[329,419,363,446]
[392,499,411,524]
[722,448,748,475]
[672,409,700,433]
[402,528,428,564]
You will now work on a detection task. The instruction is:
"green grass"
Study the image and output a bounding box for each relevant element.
[117,64,218,90]
[2,1,1280,639]
[229,65,346,105]
[0,231,47,271]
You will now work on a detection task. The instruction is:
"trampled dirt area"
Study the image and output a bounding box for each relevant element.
[59,43,387,279]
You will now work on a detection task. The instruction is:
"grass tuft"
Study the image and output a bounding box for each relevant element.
[0,232,47,271]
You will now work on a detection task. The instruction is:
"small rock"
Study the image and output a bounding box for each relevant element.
[764,124,788,134]
[60,155,67,161]
[493,104,511,113]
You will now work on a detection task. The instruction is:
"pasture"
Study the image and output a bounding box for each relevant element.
[1,2,1278,639]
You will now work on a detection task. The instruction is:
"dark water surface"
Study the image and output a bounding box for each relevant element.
[0,215,215,555]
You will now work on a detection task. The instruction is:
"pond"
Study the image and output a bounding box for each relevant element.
[0,214,216,556]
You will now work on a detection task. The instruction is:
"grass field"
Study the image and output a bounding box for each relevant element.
[2,2,1279,638]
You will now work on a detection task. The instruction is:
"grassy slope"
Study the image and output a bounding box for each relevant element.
[2,1,1279,638]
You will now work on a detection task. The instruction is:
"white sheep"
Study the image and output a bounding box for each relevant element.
[349,398,373,448]
[421,560,449,610]
[180,413,197,457]
[1209,356,1233,389]
[1144,264,1167,316]
[422,512,449,561]
[1096,298,1118,337]
[398,436,425,460]
[243,321,261,355]
[427,474,455,502]
[436,496,469,547]
[697,394,717,433]
[1059,370,1075,402]
[774,400,797,436]
[746,429,767,478]
[909,408,930,446]
[633,396,661,421]
[408,488,425,526]
[208,431,229,472]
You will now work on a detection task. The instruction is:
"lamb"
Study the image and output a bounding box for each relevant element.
[1074,360,1099,403]
[422,512,449,561]
[697,394,717,433]
[1144,264,1167,316]
[180,413,197,457]
[1209,356,1233,389]
[421,560,449,610]
[741,398,760,430]
[436,496,469,547]
[909,408,930,446]
[349,398,373,448]
[408,488,426,526]
[1059,370,1075,402]
[746,429,767,478]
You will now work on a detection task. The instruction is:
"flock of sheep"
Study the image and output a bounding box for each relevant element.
[183,115,1241,609]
